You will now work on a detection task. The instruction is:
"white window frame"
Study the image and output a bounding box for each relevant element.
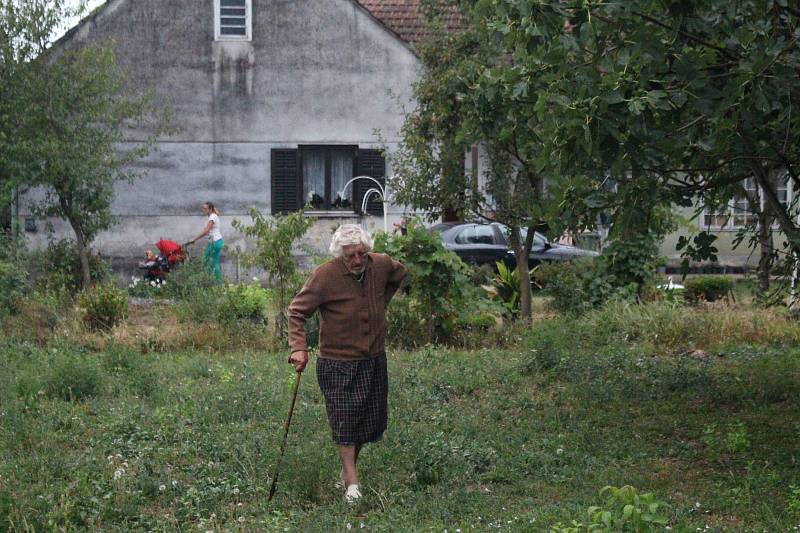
[700,174,791,231]
[214,0,252,41]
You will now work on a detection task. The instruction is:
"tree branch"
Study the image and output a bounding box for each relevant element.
[630,11,738,61]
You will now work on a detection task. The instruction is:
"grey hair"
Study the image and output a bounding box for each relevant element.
[330,224,373,256]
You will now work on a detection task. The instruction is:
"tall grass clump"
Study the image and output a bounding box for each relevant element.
[45,354,103,401]
[79,284,128,331]
[582,300,800,353]
[0,233,29,315]
[166,255,221,323]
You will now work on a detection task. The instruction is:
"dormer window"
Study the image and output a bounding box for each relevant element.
[215,0,252,41]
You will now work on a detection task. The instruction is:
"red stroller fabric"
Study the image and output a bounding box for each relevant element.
[156,239,184,265]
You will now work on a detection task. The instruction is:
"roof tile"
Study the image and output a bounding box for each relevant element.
[357,0,461,45]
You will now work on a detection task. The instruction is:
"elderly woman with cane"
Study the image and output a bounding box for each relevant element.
[286,224,406,503]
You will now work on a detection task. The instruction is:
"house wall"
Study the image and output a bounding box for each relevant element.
[659,204,790,271]
[23,0,420,275]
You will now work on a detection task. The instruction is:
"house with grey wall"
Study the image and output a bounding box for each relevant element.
[21,0,780,275]
[23,0,440,277]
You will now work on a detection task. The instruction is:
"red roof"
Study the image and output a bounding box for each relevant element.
[357,0,461,45]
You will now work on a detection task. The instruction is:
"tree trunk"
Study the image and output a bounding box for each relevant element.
[751,161,800,251]
[757,208,774,293]
[69,217,92,289]
[790,251,800,311]
[510,226,535,322]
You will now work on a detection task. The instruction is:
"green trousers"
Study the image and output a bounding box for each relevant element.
[204,239,223,284]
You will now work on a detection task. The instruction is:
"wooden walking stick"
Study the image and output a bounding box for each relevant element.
[268,370,303,502]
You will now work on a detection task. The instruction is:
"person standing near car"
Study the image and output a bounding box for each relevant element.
[287,224,407,503]
[187,201,223,283]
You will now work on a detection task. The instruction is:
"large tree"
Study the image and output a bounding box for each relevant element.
[392,3,560,320]
[460,0,800,292]
[2,0,172,287]
[1,0,83,229]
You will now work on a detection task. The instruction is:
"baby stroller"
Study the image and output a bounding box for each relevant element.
[138,239,186,281]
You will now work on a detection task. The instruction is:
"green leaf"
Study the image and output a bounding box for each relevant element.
[627,98,645,115]
[622,504,634,520]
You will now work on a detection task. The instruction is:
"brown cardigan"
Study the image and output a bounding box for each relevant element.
[288,253,407,360]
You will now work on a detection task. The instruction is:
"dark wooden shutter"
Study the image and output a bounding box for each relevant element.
[271,149,300,214]
[354,149,386,216]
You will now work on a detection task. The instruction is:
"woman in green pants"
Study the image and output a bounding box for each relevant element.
[188,202,224,283]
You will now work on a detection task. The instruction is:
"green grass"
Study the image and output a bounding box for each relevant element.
[1,305,799,531]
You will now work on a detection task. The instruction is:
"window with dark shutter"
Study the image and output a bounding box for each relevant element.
[355,149,386,216]
[215,0,251,40]
[300,146,356,211]
[271,149,300,215]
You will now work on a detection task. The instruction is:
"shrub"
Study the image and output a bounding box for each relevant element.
[535,259,635,315]
[684,275,734,303]
[217,283,270,324]
[233,209,314,341]
[33,239,109,295]
[79,284,128,330]
[162,254,217,301]
[163,254,221,323]
[45,356,102,401]
[374,219,498,344]
[386,295,424,348]
[0,234,29,315]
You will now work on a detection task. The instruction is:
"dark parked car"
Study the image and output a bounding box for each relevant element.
[430,221,599,269]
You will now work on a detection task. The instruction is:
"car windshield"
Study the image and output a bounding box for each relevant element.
[501,225,548,248]
[428,223,454,234]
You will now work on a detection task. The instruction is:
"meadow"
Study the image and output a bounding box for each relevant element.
[2,300,799,531]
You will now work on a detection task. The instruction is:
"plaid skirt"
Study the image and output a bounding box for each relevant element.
[316,353,388,445]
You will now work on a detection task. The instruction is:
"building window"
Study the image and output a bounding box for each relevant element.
[301,146,355,211]
[270,147,386,216]
[702,175,790,229]
[215,0,252,41]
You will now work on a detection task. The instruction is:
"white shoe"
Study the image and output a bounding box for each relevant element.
[344,484,362,503]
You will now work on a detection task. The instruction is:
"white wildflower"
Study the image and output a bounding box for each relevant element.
[159,484,166,492]
[237,517,245,523]
[113,468,124,480]
[556,447,565,455]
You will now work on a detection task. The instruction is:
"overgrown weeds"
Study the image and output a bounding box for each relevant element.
[578,300,800,354]
[0,301,798,530]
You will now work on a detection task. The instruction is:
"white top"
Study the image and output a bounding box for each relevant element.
[208,213,223,242]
